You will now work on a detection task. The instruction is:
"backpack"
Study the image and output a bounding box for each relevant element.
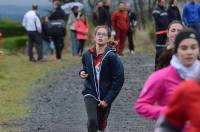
[47,19,66,37]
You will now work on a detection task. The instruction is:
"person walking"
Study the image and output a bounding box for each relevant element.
[152,0,169,68]
[49,0,66,60]
[125,2,137,54]
[156,21,184,70]
[134,29,200,122]
[182,0,200,36]
[167,0,181,24]
[22,4,43,62]
[75,12,88,56]
[112,2,129,56]
[79,25,124,132]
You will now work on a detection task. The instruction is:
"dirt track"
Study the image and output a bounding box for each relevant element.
[21,53,155,132]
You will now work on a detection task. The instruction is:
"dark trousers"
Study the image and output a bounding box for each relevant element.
[52,36,64,59]
[127,28,135,51]
[84,96,111,132]
[155,46,165,69]
[27,31,43,61]
[78,39,85,55]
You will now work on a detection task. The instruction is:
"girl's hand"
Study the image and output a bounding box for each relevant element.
[80,71,88,79]
[98,100,108,108]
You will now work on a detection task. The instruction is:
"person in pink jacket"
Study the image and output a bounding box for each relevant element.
[134,28,200,121]
[75,12,89,56]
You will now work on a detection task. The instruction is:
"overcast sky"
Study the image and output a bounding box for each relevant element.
[1,0,51,6]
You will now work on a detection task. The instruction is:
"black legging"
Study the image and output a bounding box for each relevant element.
[52,36,64,59]
[84,96,111,132]
[127,28,135,51]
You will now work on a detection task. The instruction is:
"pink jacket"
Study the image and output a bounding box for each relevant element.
[75,19,88,40]
[134,65,183,120]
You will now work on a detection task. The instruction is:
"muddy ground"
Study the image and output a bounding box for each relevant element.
[20,53,156,132]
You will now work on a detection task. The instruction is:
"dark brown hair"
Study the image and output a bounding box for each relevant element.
[169,0,175,5]
[32,4,38,10]
[94,25,118,48]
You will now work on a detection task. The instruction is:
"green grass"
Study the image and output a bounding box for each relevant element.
[0,53,80,129]
[134,28,155,53]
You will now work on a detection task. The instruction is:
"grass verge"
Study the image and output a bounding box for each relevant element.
[0,53,80,131]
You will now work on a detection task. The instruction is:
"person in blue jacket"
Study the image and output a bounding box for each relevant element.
[79,25,124,132]
[182,0,200,36]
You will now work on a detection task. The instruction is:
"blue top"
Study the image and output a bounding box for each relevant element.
[183,2,200,25]
[80,47,124,104]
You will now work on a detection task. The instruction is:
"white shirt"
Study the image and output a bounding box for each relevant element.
[22,10,41,33]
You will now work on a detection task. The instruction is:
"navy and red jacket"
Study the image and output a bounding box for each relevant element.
[152,4,169,45]
[80,47,124,104]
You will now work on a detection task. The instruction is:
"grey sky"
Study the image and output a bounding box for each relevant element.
[1,0,51,6]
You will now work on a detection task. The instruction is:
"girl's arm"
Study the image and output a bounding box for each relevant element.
[134,72,166,120]
[104,53,124,104]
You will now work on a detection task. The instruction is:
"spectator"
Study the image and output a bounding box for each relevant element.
[112,2,129,56]
[22,4,43,62]
[152,0,169,68]
[75,12,89,56]
[67,6,79,56]
[125,2,137,54]
[182,0,200,36]
[92,0,111,28]
[134,29,200,122]
[49,0,66,60]
[41,16,51,60]
[167,0,181,24]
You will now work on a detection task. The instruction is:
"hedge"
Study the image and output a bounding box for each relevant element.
[0,20,26,38]
[3,36,27,51]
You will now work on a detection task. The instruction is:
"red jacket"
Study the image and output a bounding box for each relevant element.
[164,79,200,132]
[111,10,129,31]
[75,19,88,40]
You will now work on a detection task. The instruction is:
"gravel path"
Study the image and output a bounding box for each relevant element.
[21,53,155,132]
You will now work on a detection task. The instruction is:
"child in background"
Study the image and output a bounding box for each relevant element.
[75,12,88,56]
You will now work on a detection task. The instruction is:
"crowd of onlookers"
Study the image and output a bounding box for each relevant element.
[22,0,138,62]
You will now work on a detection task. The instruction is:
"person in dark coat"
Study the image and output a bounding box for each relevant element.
[49,0,66,60]
[152,0,169,69]
[167,0,181,24]
[92,1,111,28]
[125,2,137,54]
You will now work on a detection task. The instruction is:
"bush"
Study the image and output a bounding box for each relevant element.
[0,20,26,38]
[3,36,27,52]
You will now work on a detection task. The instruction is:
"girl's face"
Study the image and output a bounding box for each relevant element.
[173,0,177,5]
[176,38,199,67]
[95,28,109,46]
[167,23,183,43]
